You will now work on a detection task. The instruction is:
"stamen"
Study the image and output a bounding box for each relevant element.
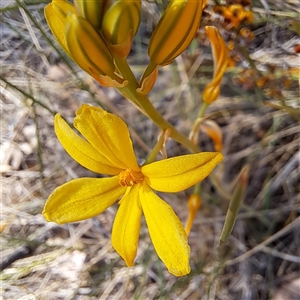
[118,168,144,187]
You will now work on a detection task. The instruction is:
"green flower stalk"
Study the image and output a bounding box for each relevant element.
[138,0,203,94]
[102,0,141,58]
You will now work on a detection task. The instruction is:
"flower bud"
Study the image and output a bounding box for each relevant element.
[102,0,141,58]
[148,0,203,66]
[138,0,203,95]
[45,0,127,87]
[45,0,77,57]
[74,0,108,30]
[185,194,201,236]
[65,13,127,87]
[202,26,228,104]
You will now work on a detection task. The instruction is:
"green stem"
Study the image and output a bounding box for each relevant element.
[143,131,166,165]
[114,57,200,153]
[193,182,201,195]
[198,102,209,118]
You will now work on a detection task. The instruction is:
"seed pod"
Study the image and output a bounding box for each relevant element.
[102,0,141,58]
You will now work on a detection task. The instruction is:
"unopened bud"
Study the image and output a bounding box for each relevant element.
[148,0,203,66]
[44,0,77,57]
[74,0,108,30]
[138,0,203,94]
[66,14,127,87]
[102,0,141,58]
[185,194,201,236]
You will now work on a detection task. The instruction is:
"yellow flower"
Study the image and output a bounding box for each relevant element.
[43,104,223,276]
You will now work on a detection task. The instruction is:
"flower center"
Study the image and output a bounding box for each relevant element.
[118,168,144,187]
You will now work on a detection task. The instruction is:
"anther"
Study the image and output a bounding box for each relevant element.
[118,168,144,187]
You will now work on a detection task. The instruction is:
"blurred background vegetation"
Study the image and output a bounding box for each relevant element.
[1,0,299,299]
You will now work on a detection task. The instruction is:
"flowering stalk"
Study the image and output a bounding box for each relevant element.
[42,0,228,277]
[44,0,200,153]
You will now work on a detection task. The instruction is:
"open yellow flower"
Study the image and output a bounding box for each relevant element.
[43,104,223,276]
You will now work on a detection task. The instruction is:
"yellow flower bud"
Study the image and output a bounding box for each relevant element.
[74,0,108,30]
[65,13,127,87]
[45,0,126,87]
[139,0,203,95]
[45,0,77,57]
[148,0,203,66]
[102,0,141,58]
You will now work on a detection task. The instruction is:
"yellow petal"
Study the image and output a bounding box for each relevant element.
[112,184,142,267]
[55,113,122,175]
[74,105,140,171]
[44,0,76,57]
[142,152,223,193]
[139,183,190,276]
[43,176,125,224]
